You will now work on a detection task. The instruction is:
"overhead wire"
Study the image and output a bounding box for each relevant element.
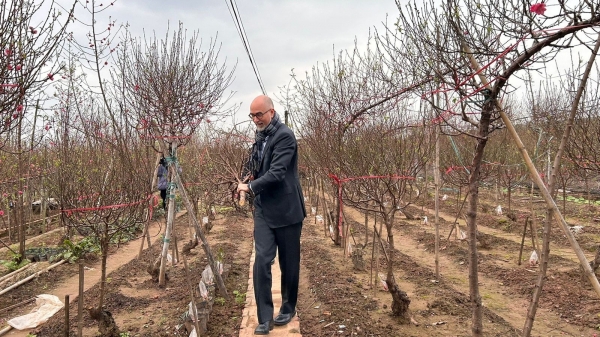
[225,0,267,95]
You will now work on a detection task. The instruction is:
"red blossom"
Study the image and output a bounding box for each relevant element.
[7,64,13,70]
[48,73,54,80]
[15,65,21,71]
[16,105,23,112]
[530,3,546,15]
[4,48,11,56]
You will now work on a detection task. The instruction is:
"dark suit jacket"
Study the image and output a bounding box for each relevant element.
[250,123,306,227]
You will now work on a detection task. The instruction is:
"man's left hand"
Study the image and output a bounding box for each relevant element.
[237,183,250,193]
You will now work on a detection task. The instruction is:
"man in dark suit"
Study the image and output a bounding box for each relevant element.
[237,95,306,335]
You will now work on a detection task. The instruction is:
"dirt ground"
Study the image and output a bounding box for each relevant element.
[0,186,599,336]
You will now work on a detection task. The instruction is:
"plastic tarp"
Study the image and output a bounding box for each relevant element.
[7,294,64,330]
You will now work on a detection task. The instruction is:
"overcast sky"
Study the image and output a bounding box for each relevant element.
[96,0,400,124]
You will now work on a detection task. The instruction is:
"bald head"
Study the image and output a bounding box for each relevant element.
[250,95,276,131]
[250,95,274,111]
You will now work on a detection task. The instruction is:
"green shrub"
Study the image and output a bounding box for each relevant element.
[54,237,100,263]
[0,253,29,272]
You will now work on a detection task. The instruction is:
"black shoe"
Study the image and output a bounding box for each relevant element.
[254,320,274,335]
[273,310,296,326]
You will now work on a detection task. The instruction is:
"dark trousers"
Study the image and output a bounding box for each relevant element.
[159,189,167,209]
[253,219,302,324]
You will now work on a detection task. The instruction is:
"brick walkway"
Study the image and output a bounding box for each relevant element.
[239,248,302,337]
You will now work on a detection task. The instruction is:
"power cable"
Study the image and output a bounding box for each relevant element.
[225,0,267,95]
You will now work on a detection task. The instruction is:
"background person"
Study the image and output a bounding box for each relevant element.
[157,157,168,211]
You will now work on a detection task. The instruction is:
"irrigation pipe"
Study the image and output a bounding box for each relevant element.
[0,297,36,314]
[0,260,66,296]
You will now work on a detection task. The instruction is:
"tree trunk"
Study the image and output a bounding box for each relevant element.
[98,234,108,311]
[434,126,441,278]
[384,212,411,321]
[465,130,489,337]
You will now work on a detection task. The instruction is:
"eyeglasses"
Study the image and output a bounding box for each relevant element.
[248,109,272,119]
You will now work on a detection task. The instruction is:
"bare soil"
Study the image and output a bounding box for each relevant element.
[0,187,599,337]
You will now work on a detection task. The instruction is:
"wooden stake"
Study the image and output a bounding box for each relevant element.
[78,263,83,337]
[138,203,152,259]
[182,254,202,336]
[364,211,369,247]
[446,192,469,241]
[64,295,70,337]
[369,229,376,290]
[518,217,529,266]
[173,235,180,266]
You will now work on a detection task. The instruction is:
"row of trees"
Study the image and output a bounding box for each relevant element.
[285,0,600,336]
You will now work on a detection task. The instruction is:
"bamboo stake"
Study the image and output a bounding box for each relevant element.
[0,263,34,284]
[461,44,600,297]
[0,260,66,296]
[0,325,12,335]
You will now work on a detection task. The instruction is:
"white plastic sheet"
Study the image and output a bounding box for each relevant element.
[8,294,64,330]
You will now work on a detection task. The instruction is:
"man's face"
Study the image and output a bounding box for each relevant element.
[250,107,274,131]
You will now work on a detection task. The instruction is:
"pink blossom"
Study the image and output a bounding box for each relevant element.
[44,124,50,131]
[530,3,547,15]
[4,48,11,56]
[48,73,54,80]
[18,191,23,195]
[0,210,4,216]
[134,85,140,91]
[16,65,21,71]
[16,105,23,112]
[7,64,13,70]
[2,193,7,197]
